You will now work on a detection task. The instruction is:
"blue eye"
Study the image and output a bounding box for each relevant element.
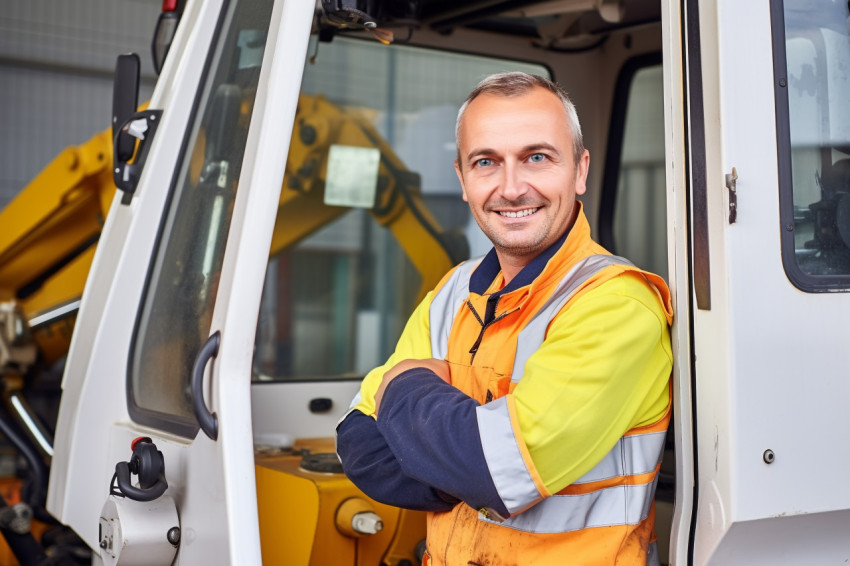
[529,153,546,163]
[476,158,493,167]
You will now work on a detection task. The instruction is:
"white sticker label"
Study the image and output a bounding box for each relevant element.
[324,145,380,209]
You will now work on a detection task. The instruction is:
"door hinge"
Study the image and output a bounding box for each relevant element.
[725,167,738,224]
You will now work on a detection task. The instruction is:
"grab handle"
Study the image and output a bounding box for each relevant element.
[191,332,220,440]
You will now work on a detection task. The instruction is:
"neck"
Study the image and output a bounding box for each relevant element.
[495,253,529,287]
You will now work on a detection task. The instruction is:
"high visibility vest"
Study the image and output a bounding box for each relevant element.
[424,254,670,566]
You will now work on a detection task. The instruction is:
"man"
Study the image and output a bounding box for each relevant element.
[336,72,673,566]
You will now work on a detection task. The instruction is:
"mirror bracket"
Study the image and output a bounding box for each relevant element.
[113,109,164,204]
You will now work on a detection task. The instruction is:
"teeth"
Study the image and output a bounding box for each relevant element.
[499,208,538,218]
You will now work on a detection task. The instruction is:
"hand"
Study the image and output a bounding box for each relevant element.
[374,358,450,415]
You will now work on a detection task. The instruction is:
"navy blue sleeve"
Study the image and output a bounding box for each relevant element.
[336,409,459,512]
[376,368,509,518]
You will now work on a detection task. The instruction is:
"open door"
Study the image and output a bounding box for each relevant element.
[46,0,314,563]
[670,0,850,564]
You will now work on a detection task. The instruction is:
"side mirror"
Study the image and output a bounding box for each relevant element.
[111,54,163,203]
[112,54,140,163]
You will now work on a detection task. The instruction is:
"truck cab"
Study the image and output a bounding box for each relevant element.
[4,0,846,564]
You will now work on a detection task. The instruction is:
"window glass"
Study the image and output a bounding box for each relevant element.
[130,0,274,434]
[253,37,548,381]
[782,0,850,279]
[612,64,667,281]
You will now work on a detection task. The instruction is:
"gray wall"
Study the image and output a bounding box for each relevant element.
[0,0,161,209]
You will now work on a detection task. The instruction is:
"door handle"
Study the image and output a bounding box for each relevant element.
[309,398,333,413]
[191,332,220,440]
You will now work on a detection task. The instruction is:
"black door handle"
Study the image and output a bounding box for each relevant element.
[191,332,220,440]
[309,398,333,413]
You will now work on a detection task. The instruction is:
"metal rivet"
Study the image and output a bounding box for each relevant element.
[763,449,775,464]
[167,526,181,546]
[785,223,794,232]
[779,78,787,87]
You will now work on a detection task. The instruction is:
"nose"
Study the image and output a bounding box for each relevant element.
[499,160,529,202]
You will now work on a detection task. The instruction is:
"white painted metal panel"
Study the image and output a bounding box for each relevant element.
[251,380,361,442]
[719,0,850,523]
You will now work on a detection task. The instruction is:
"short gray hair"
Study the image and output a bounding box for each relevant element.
[455,72,585,167]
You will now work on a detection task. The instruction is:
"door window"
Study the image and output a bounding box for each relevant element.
[775,0,850,289]
[253,37,548,382]
[129,0,275,436]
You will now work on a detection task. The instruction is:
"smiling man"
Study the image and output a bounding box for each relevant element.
[336,72,674,566]
[454,80,589,283]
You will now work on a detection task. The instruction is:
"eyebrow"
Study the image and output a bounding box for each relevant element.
[521,142,560,155]
[464,142,561,163]
[464,147,497,163]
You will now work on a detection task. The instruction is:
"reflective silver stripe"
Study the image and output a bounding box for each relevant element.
[512,254,633,382]
[480,478,658,534]
[476,397,542,514]
[573,430,667,484]
[335,390,363,459]
[647,540,660,566]
[429,258,482,359]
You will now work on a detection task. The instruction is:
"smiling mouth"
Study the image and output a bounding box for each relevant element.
[498,207,539,218]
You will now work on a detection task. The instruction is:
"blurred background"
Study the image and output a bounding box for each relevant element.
[0,1,160,210]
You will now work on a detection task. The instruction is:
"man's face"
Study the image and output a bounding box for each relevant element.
[455,87,589,266]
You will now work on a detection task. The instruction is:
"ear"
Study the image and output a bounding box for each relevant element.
[454,161,469,202]
[574,150,590,196]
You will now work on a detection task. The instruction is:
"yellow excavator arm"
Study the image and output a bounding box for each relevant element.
[274,93,460,300]
[0,129,114,367]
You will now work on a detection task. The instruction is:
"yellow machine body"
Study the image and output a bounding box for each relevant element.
[256,440,425,566]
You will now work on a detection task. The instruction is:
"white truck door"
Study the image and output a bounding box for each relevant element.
[46,0,313,563]
[672,0,850,564]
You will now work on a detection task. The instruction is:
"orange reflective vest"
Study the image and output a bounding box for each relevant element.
[423,244,672,565]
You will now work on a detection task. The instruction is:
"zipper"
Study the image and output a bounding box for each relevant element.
[465,296,516,363]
